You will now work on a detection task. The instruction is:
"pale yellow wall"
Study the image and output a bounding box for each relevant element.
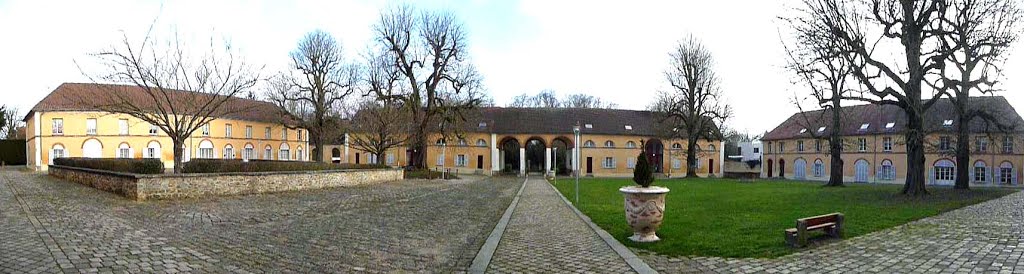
[27,111,309,171]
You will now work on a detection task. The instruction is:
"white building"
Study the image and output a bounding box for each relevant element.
[736,141,762,162]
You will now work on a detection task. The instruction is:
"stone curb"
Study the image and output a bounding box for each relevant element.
[545,179,659,274]
[468,178,529,274]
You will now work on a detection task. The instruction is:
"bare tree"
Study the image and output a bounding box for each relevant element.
[81,27,260,173]
[808,0,954,195]
[938,0,1022,189]
[782,1,857,186]
[268,30,358,162]
[348,99,412,165]
[370,5,485,169]
[1,106,21,139]
[655,35,732,178]
[507,91,617,109]
[562,93,619,109]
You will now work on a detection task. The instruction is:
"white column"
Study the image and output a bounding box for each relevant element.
[719,140,726,177]
[519,148,526,175]
[545,147,552,172]
[491,134,499,171]
[33,112,41,170]
[343,133,350,164]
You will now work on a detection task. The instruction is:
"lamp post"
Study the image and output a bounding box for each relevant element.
[573,123,581,204]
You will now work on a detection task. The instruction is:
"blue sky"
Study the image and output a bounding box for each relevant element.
[3,0,1021,135]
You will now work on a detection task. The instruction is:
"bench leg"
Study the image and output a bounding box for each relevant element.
[785,231,797,247]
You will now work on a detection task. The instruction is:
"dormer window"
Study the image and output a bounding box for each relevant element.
[585,124,594,129]
[818,126,826,132]
[624,125,633,130]
[859,123,870,130]
[478,122,487,128]
[885,122,895,129]
[799,128,807,134]
[943,119,954,127]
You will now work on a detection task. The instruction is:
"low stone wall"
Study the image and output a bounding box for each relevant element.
[48,165,403,201]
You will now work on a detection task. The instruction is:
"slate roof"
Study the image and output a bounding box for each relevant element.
[762,96,1024,141]
[25,83,293,125]
[465,107,718,138]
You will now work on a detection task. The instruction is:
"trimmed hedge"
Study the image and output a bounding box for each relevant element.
[181,159,387,174]
[52,158,164,174]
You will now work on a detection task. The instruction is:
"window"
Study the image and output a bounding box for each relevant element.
[885,122,895,129]
[199,141,214,159]
[881,160,895,180]
[817,126,826,133]
[672,143,682,149]
[478,122,487,128]
[935,166,955,181]
[708,144,716,151]
[799,128,807,134]
[225,124,233,138]
[624,125,633,130]
[456,155,467,167]
[672,159,682,169]
[458,139,468,146]
[626,141,637,148]
[386,153,395,165]
[145,142,161,159]
[149,124,159,135]
[584,124,593,129]
[1004,136,1014,153]
[51,144,66,161]
[265,127,271,139]
[814,140,821,152]
[974,162,987,183]
[859,123,869,131]
[753,147,760,153]
[797,141,805,152]
[280,144,291,161]
[584,140,595,148]
[224,145,234,159]
[243,145,254,161]
[766,142,772,153]
[299,148,305,161]
[476,139,487,147]
[813,159,824,177]
[119,119,129,135]
[627,157,636,169]
[436,154,444,166]
[976,137,988,152]
[943,119,954,127]
[297,130,303,141]
[604,140,615,148]
[602,157,615,168]
[939,136,952,151]
[369,153,377,164]
[86,118,96,135]
[201,123,210,136]
[52,118,64,135]
[117,143,131,158]
[778,142,784,153]
[858,138,867,152]
[264,146,273,160]
[883,137,893,152]
[282,128,288,140]
[436,138,446,145]
[1000,162,1014,184]
[245,126,253,139]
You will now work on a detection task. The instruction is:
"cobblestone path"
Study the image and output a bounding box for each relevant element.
[0,168,520,273]
[641,190,1024,273]
[487,178,636,273]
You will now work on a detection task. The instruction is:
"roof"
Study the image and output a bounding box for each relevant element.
[464,107,720,138]
[762,96,1024,141]
[24,83,291,125]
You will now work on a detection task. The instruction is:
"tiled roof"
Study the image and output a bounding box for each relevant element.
[763,96,1024,141]
[465,107,719,138]
[25,83,292,125]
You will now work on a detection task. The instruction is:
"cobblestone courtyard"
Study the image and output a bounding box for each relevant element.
[641,189,1024,273]
[0,168,520,273]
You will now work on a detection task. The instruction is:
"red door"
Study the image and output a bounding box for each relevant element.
[709,159,714,174]
[767,159,773,177]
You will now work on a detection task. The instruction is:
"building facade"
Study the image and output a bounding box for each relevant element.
[762,96,1024,186]
[325,108,725,177]
[24,83,309,171]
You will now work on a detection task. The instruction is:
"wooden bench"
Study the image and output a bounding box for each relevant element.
[785,213,844,247]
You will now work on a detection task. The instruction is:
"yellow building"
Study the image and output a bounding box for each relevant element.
[24,83,309,171]
[762,96,1024,185]
[325,108,725,177]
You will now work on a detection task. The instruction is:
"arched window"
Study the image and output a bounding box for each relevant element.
[813,159,824,177]
[708,144,716,151]
[117,143,132,159]
[198,140,215,159]
[264,145,273,160]
[880,159,895,180]
[584,140,596,148]
[243,144,254,161]
[145,141,162,159]
[297,146,304,161]
[999,161,1015,184]
[224,144,234,159]
[458,138,467,146]
[973,161,988,183]
[280,143,291,161]
[604,140,615,148]
[50,144,66,163]
[933,159,956,184]
[476,139,487,147]
[82,139,103,158]
[626,141,637,148]
[436,138,446,145]
[672,143,682,149]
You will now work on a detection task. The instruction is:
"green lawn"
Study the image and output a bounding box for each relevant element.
[551,177,1016,258]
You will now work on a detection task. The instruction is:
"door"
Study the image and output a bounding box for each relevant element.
[709,159,714,174]
[586,157,593,174]
[355,153,360,164]
[477,155,484,169]
[767,159,773,177]
[794,159,807,180]
[779,160,786,178]
[855,160,869,183]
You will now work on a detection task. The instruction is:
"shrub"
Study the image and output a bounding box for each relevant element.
[52,157,164,174]
[404,169,460,180]
[181,159,387,173]
[632,152,655,187]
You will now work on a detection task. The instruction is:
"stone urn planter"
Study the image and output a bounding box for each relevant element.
[620,185,669,242]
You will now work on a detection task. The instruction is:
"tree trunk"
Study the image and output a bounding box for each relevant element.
[954,98,971,189]
[172,138,184,174]
[826,97,844,187]
[410,110,429,169]
[902,110,929,195]
[685,136,699,178]
[311,132,324,163]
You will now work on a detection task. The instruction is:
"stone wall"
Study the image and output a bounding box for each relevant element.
[48,165,403,201]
